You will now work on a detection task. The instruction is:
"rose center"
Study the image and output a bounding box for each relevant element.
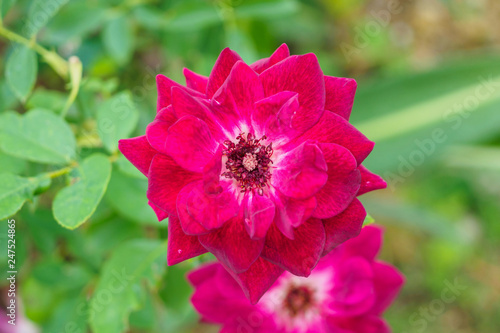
[221,133,273,195]
[284,285,313,317]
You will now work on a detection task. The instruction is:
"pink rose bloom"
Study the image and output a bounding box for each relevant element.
[119,44,386,303]
[188,225,404,333]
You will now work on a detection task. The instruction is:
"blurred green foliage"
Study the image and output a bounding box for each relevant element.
[0,0,499,332]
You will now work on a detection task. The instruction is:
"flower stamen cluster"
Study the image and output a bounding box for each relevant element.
[222,133,273,195]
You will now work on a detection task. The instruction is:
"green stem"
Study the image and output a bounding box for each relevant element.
[0,25,69,79]
[45,166,73,179]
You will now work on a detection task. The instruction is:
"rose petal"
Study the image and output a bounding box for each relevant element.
[261,218,326,276]
[260,53,325,133]
[186,181,239,230]
[156,74,204,111]
[165,115,218,172]
[214,61,264,124]
[187,262,218,288]
[272,141,328,199]
[329,257,376,316]
[273,189,317,239]
[148,201,168,222]
[370,261,405,316]
[252,91,301,146]
[244,193,275,240]
[198,215,265,274]
[250,43,290,74]
[183,67,208,94]
[358,165,387,196]
[118,135,157,176]
[313,143,361,219]
[293,111,374,165]
[224,257,284,304]
[145,106,178,154]
[167,216,207,265]
[324,76,357,120]
[189,265,251,323]
[177,182,210,235]
[171,86,225,142]
[207,48,242,98]
[322,198,366,256]
[341,225,383,262]
[147,154,201,215]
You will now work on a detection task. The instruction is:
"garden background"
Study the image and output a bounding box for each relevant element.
[1,0,499,332]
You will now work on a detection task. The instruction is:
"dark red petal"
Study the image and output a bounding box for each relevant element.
[244,193,275,240]
[324,76,357,120]
[214,61,264,124]
[206,48,242,98]
[167,216,207,265]
[198,215,265,274]
[224,257,284,305]
[260,53,325,133]
[176,182,210,235]
[171,87,225,142]
[148,201,168,222]
[250,43,290,74]
[156,74,204,111]
[293,111,374,165]
[261,218,326,276]
[252,91,301,145]
[273,189,317,239]
[271,141,328,200]
[358,165,387,196]
[118,135,157,176]
[165,115,218,173]
[203,146,223,195]
[147,154,201,215]
[322,198,366,256]
[145,106,178,154]
[313,143,361,219]
[186,181,239,230]
[183,67,208,94]
[370,261,405,316]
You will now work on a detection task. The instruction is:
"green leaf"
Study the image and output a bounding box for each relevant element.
[105,167,161,226]
[53,154,111,229]
[0,173,40,219]
[0,80,17,110]
[21,207,70,255]
[89,239,167,333]
[353,56,500,175]
[45,295,88,333]
[27,88,67,113]
[234,0,299,20]
[166,2,221,32]
[43,2,106,44]
[103,15,134,65]
[22,0,70,37]
[161,264,194,312]
[1,0,16,18]
[0,151,27,174]
[0,109,76,164]
[5,44,38,102]
[97,92,139,153]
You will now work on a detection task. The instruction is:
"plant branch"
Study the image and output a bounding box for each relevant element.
[0,25,69,79]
